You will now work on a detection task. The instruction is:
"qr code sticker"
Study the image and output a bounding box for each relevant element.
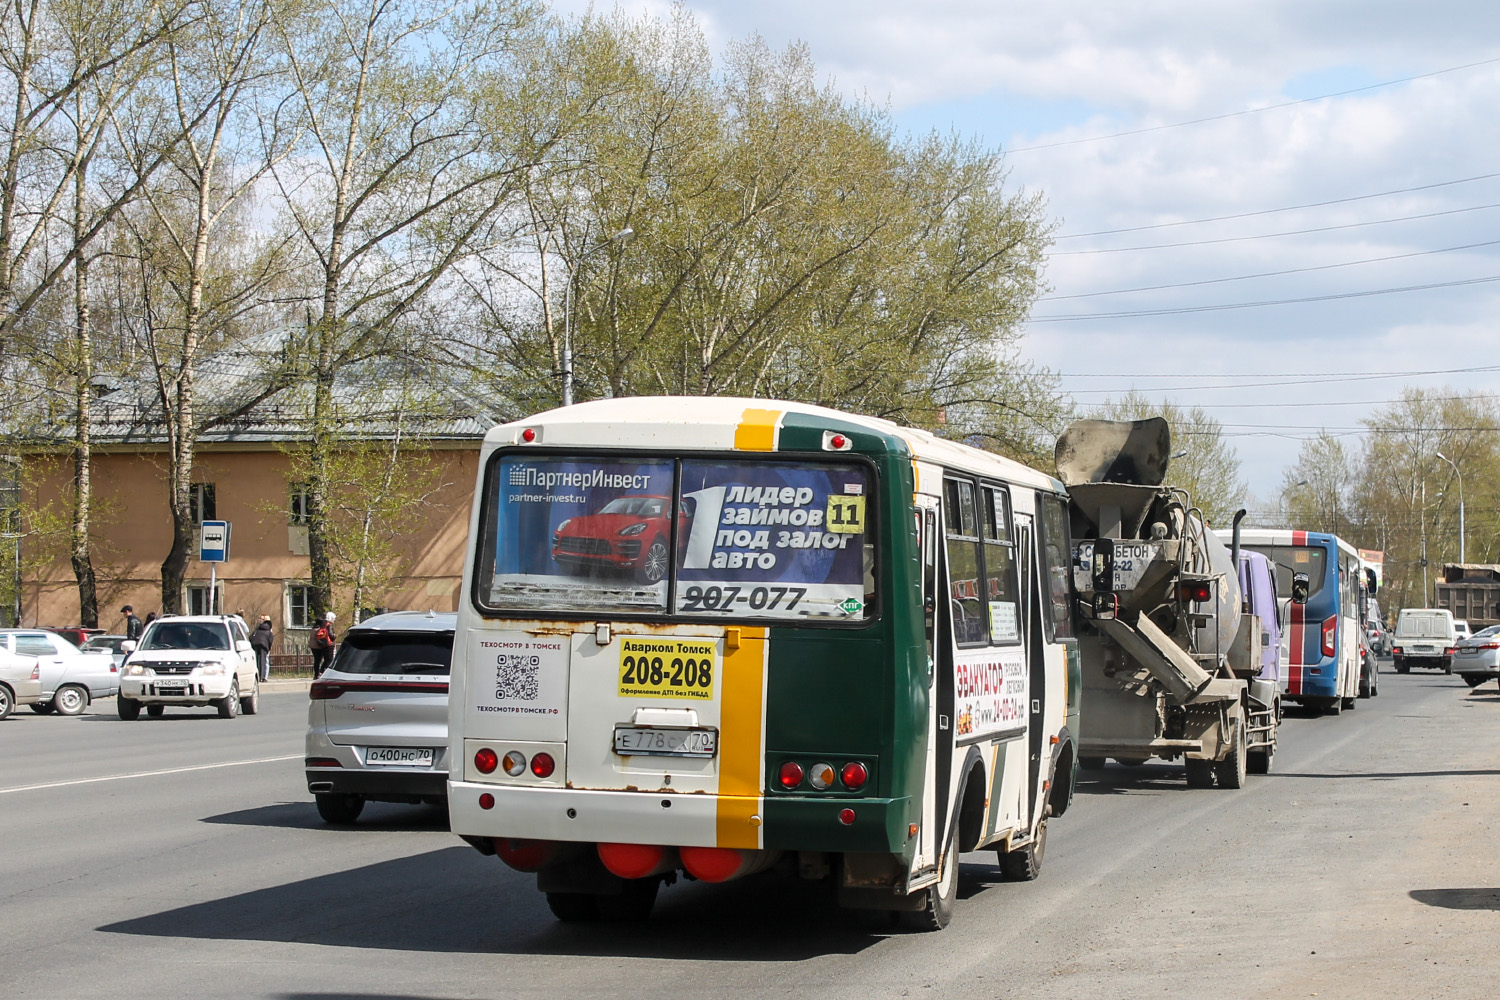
[495,654,540,701]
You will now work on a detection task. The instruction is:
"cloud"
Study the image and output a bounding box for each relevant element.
[544,1,1500,491]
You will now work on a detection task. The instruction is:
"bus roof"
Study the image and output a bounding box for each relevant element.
[1226,528,1361,561]
[486,396,1064,492]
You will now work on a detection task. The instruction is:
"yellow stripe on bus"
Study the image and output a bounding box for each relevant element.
[734,408,781,451]
[716,627,769,849]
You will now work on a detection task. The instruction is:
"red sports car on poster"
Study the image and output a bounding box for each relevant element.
[551,496,683,583]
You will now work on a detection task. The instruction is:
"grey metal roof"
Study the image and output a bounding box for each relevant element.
[32,330,497,446]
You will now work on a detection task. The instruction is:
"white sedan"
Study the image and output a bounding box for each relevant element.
[0,629,120,716]
[1454,625,1500,689]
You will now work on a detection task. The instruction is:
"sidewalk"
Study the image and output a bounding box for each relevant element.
[260,677,314,693]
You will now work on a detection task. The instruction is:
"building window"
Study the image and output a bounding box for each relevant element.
[287,583,312,629]
[191,483,216,524]
[186,582,222,615]
[289,483,310,524]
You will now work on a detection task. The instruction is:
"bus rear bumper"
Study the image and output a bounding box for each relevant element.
[448,780,907,853]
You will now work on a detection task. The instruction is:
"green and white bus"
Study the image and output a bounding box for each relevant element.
[447,397,1080,929]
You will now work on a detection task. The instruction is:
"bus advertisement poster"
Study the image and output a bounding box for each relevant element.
[954,649,1028,739]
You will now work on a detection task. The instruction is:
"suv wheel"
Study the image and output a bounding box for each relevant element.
[315,793,364,825]
[117,696,142,720]
[240,678,259,716]
[217,680,239,719]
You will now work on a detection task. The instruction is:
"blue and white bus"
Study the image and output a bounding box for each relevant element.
[1235,530,1364,715]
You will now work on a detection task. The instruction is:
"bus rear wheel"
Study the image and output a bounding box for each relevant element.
[1000,819,1047,881]
[905,823,959,931]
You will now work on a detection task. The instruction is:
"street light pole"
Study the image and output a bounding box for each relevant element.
[562,227,635,407]
[1435,450,1465,565]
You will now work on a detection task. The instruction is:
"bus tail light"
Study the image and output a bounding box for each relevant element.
[502,751,527,776]
[838,808,856,826]
[598,843,679,880]
[474,748,498,774]
[807,762,836,790]
[778,761,804,789]
[530,752,556,778]
[680,846,779,883]
[840,761,868,790]
[1321,617,1337,657]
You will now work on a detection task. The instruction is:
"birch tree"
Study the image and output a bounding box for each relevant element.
[268,0,550,620]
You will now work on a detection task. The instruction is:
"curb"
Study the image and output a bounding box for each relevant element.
[261,679,314,693]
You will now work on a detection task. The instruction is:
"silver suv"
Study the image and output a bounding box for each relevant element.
[118,615,260,719]
[304,610,455,824]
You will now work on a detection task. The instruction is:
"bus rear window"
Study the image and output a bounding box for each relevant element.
[474,453,874,623]
[1247,545,1327,600]
[675,459,873,621]
[476,455,676,614]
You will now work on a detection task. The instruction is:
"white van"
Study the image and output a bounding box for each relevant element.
[1393,609,1457,674]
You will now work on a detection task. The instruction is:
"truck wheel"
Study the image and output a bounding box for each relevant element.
[1185,758,1215,788]
[315,792,364,825]
[1247,746,1274,775]
[906,821,960,930]
[999,819,1047,881]
[117,696,141,720]
[1394,662,1409,674]
[1215,713,1247,789]
[217,680,239,719]
[1443,664,1452,675]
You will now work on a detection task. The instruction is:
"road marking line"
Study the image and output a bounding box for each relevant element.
[0,754,302,795]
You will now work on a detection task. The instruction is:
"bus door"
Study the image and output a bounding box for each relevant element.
[916,501,940,870]
[1016,510,1046,830]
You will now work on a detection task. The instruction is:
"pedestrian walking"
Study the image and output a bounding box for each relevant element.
[251,614,275,682]
[310,611,337,677]
[122,605,143,641]
[144,612,157,626]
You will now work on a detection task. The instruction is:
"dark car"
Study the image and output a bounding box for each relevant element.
[550,495,682,583]
[46,626,106,648]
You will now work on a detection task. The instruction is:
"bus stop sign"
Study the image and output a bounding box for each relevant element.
[200,520,231,562]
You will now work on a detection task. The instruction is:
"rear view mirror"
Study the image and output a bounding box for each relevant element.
[1090,538,1116,593]
[1291,573,1310,605]
[1363,567,1378,595]
[120,640,136,653]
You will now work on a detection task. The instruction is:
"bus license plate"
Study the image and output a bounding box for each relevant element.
[365,746,435,767]
[613,726,717,758]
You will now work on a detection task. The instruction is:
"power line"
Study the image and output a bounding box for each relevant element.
[1059,364,1500,379]
[1049,202,1500,255]
[1043,238,1500,300]
[1008,55,1500,153]
[1057,172,1500,239]
[1029,273,1500,322]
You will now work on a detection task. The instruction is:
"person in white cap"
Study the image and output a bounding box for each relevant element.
[310,610,337,677]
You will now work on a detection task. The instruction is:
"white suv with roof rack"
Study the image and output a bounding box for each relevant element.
[118,615,260,719]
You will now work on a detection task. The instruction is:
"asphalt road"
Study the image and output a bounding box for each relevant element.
[3,663,1498,1000]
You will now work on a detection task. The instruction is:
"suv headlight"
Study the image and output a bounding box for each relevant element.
[125,663,152,677]
[201,663,226,675]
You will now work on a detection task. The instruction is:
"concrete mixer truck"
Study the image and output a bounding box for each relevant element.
[1056,418,1281,788]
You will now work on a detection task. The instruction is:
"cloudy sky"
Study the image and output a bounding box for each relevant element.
[553,1,1500,504]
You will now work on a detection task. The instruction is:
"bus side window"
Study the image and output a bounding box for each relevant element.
[1039,494,1075,641]
[943,478,986,646]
